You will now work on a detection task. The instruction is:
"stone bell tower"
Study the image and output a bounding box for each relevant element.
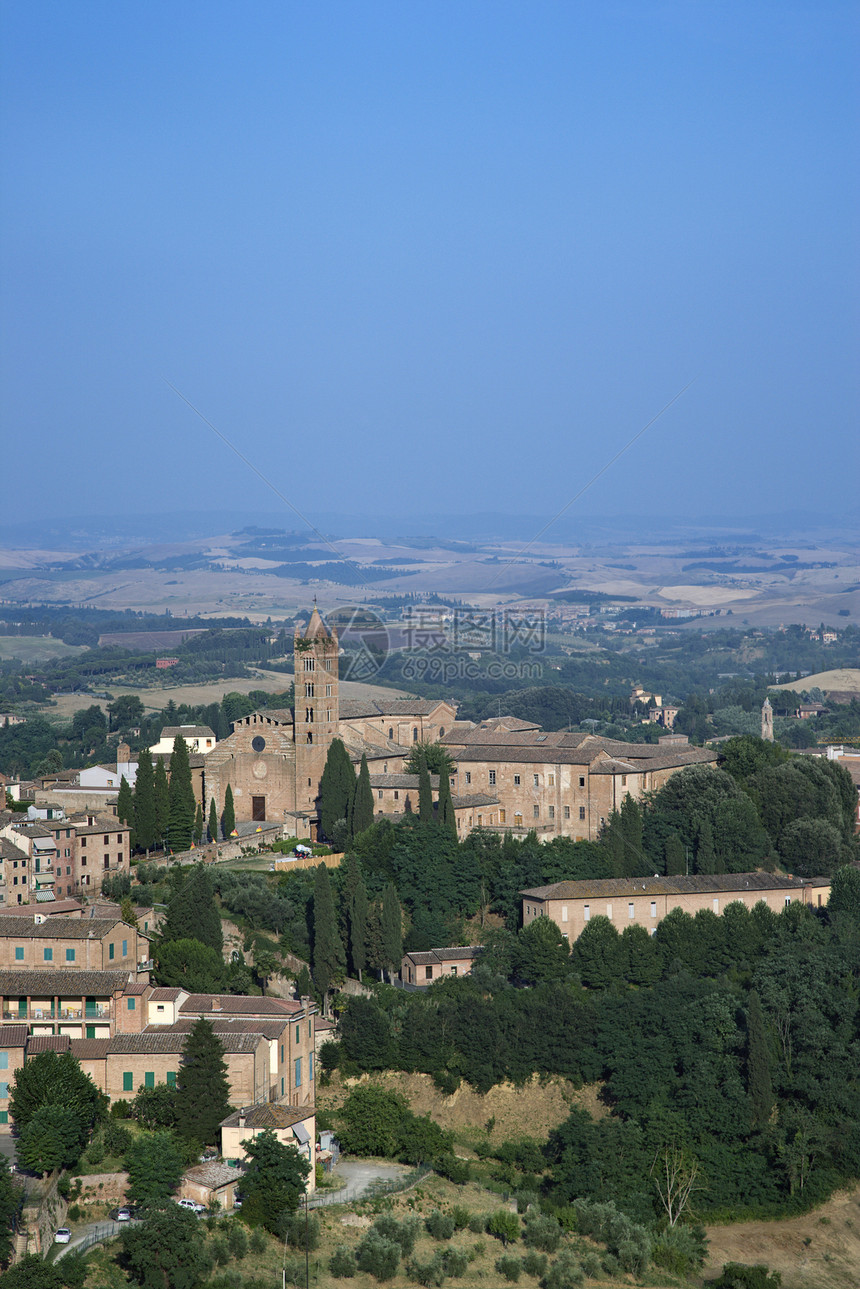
[294,607,340,830]
[761,696,774,742]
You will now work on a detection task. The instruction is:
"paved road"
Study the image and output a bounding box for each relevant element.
[55,1218,137,1260]
[309,1158,412,1208]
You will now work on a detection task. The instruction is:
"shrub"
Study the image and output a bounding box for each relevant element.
[468,1214,485,1234]
[407,1251,447,1286]
[571,1199,651,1276]
[110,1099,131,1119]
[374,1213,421,1257]
[249,1228,267,1255]
[496,1254,522,1282]
[579,1251,601,1277]
[443,1247,469,1277]
[517,1190,540,1214]
[523,1213,561,1253]
[542,1250,584,1289]
[712,1265,782,1289]
[68,1204,82,1222]
[651,1223,707,1276]
[450,1205,471,1230]
[212,1238,230,1266]
[487,1209,520,1246]
[356,1230,402,1281]
[433,1069,460,1095]
[425,1210,456,1240]
[522,1250,548,1277]
[329,1245,357,1278]
[228,1223,248,1260]
[282,1211,320,1250]
[103,1121,132,1157]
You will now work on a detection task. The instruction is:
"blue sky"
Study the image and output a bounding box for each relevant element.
[1,2,857,534]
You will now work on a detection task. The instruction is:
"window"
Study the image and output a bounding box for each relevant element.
[564,805,570,818]
[303,657,315,671]
[388,727,394,740]
[0,1054,7,1070]
[579,806,586,820]
[584,904,591,921]
[80,837,86,847]
[579,776,585,788]
[43,948,53,962]
[294,1058,302,1088]
[606,904,612,919]
[166,1072,176,1087]
[122,940,128,957]
[413,727,418,741]
[561,906,568,922]
[425,965,433,979]
[123,1072,134,1092]
[109,943,114,960]
[378,789,383,799]
[713,898,719,912]
[465,771,471,785]
[280,1045,284,1062]
[104,855,110,869]
[650,902,657,918]
[326,684,332,697]
[305,708,314,723]
[326,708,333,722]
[785,896,791,907]
[548,774,555,787]
[309,1019,312,1038]
[394,790,399,800]
[128,998,136,1011]
[0,1112,7,1124]
[628,903,634,918]
[451,966,458,976]
[549,805,555,819]
[309,1053,314,1081]
[66,949,75,963]
[64,848,70,858]
[14,947,23,961]
[533,805,539,818]
[144,1072,154,1088]
[533,774,539,787]
[295,1024,300,1044]
[305,683,315,698]
[156,1004,165,1012]
[0,1083,8,1100]
[103,834,110,843]
[489,770,496,786]
[514,774,520,786]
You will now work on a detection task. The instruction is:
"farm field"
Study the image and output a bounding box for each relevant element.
[0,635,87,662]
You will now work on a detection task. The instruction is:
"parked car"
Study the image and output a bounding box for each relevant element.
[115,1208,132,1222]
[176,1198,206,1213]
[54,1228,71,1244]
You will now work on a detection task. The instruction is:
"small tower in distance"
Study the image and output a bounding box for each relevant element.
[761,696,774,742]
[294,607,340,833]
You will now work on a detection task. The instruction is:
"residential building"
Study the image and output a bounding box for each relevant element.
[521,872,832,941]
[0,968,149,1045]
[0,916,151,973]
[149,725,217,756]
[220,1102,316,1187]
[0,1023,27,1127]
[400,946,483,986]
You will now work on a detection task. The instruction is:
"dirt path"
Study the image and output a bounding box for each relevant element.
[703,1184,860,1289]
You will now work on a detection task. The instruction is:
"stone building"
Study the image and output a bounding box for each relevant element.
[0,916,150,973]
[521,872,831,942]
[400,945,483,986]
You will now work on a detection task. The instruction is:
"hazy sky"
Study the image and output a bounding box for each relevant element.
[1,2,857,533]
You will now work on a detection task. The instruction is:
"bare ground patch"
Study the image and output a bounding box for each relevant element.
[703,1184,860,1289]
[317,1069,603,1148]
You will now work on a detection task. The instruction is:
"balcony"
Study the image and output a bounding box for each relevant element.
[85,1005,109,1018]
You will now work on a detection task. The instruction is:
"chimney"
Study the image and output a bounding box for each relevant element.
[238,1110,246,1129]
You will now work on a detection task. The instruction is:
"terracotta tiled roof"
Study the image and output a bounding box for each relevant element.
[111,1031,264,1055]
[70,1038,111,1059]
[0,1024,28,1047]
[404,946,483,966]
[0,917,130,940]
[0,969,133,996]
[184,1161,243,1188]
[339,698,450,719]
[26,1034,71,1054]
[151,1017,288,1039]
[220,1103,315,1129]
[521,872,831,900]
[179,994,303,1017]
[148,987,184,1001]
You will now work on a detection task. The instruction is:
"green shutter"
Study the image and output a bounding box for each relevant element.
[86,1026,96,1039]
[144,1071,154,1088]
[123,1072,133,1092]
[14,947,23,961]
[66,949,75,962]
[109,943,115,960]
[127,998,136,1011]
[166,1071,176,1087]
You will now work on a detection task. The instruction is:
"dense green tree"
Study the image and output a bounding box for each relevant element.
[121,1203,212,1289]
[380,883,403,980]
[161,864,222,952]
[829,865,860,922]
[222,783,235,836]
[153,758,170,846]
[351,754,374,836]
[319,738,356,841]
[108,694,145,731]
[167,735,195,851]
[133,750,157,852]
[131,1081,178,1131]
[17,1105,85,1175]
[436,768,457,837]
[336,1084,411,1157]
[208,797,219,842]
[403,741,455,779]
[646,764,770,873]
[1,1254,86,1289]
[175,1017,232,1147]
[116,774,135,838]
[343,854,368,979]
[573,916,623,988]
[621,923,661,985]
[664,832,686,876]
[417,751,434,823]
[745,990,773,1130]
[154,938,226,991]
[10,1049,103,1135]
[778,817,844,877]
[695,817,717,875]
[312,863,346,998]
[513,917,570,985]
[339,995,394,1069]
[125,1130,184,1204]
[619,794,646,875]
[0,1156,20,1269]
[240,1128,310,1235]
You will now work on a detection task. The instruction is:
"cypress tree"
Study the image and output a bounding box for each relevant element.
[603,812,626,878]
[380,883,403,981]
[343,855,368,980]
[133,750,157,853]
[695,818,716,875]
[193,804,203,845]
[417,752,434,823]
[153,759,170,850]
[665,832,685,876]
[208,798,219,843]
[436,767,457,838]
[746,990,773,1129]
[319,738,356,841]
[619,794,644,875]
[350,755,374,837]
[312,864,346,1002]
[117,775,135,847]
[222,785,236,837]
[175,1018,232,1148]
[168,736,195,853]
[162,865,223,953]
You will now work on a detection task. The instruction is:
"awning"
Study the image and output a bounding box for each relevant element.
[292,1122,311,1146]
